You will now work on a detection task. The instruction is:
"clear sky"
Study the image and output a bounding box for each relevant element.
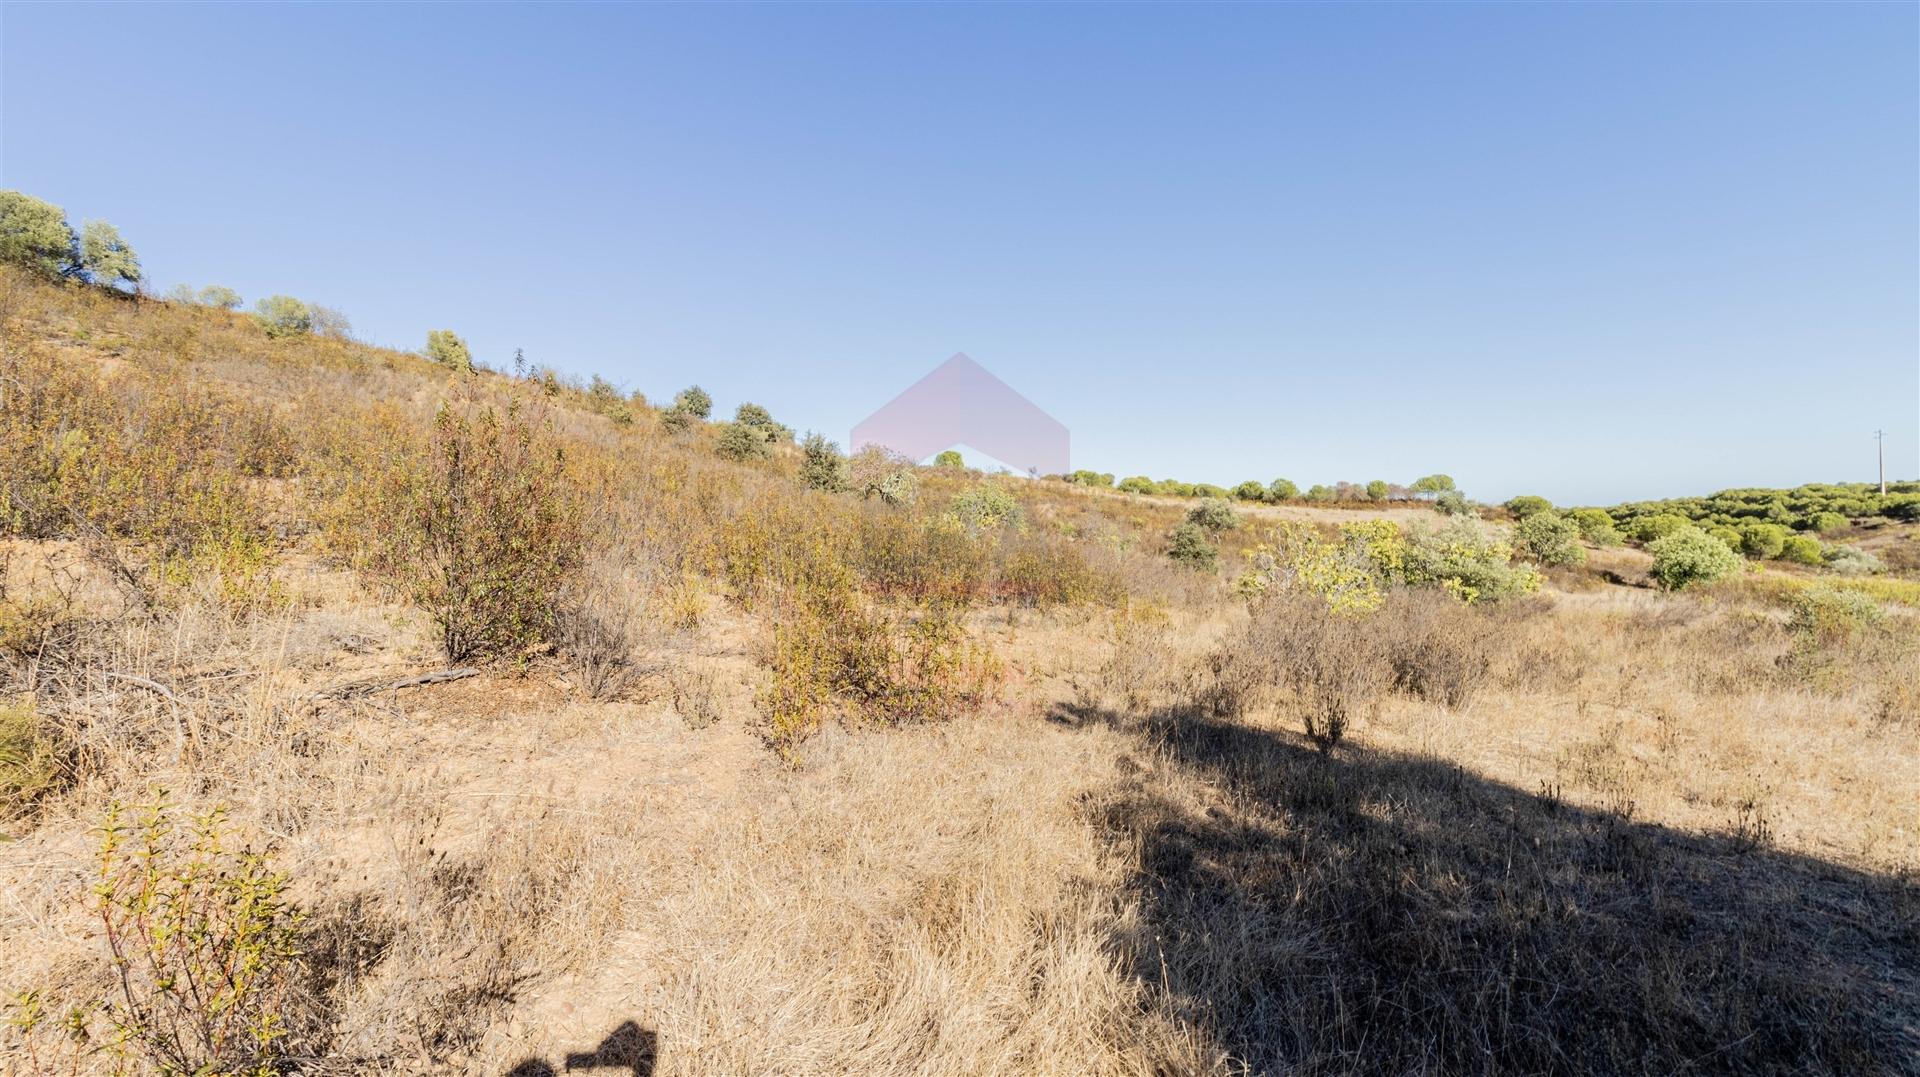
[3,2,1914,505]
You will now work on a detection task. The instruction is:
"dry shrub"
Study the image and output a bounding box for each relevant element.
[348,391,585,662]
[0,698,65,822]
[760,573,1002,754]
[555,548,659,701]
[1240,595,1391,751]
[1374,589,1507,709]
[667,656,724,729]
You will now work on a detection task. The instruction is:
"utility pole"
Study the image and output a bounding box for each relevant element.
[1876,430,1886,495]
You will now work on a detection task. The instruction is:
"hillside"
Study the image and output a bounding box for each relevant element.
[2,270,1917,1075]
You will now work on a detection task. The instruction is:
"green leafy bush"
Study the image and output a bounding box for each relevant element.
[1779,535,1824,565]
[716,419,774,461]
[1401,517,1541,603]
[673,385,712,420]
[1433,491,1470,517]
[252,295,312,339]
[80,797,304,1076]
[1648,526,1744,590]
[79,219,141,290]
[197,285,243,309]
[934,450,965,469]
[1806,511,1848,534]
[0,190,78,280]
[1366,480,1390,501]
[1567,508,1621,546]
[1504,495,1552,519]
[1268,478,1299,501]
[800,433,850,492]
[1167,521,1219,570]
[1305,484,1335,502]
[1117,475,1154,495]
[1631,513,1691,544]
[424,329,473,372]
[1411,474,1456,496]
[1233,480,1268,501]
[1514,510,1586,567]
[1737,521,1788,559]
[1186,498,1238,534]
[1706,524,1743,551]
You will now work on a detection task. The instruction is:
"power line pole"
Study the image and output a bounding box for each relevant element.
[1875,429,1886,495]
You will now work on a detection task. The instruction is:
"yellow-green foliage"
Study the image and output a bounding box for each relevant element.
[17,798,305,1075]
[0,699,63,821]
[1238,520,1404,612]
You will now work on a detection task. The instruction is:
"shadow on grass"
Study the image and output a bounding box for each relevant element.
[1068,701,1919,1075]
[505,1019,656,1076]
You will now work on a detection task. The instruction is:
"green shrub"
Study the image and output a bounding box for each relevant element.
[1630,513,1691,544]
[1706,524,1743,551]
[934,450,965,469]
[1068,470,1114,487]
[1779,535,1823,565]
[1504,495,1552,519]
[659,406,694,434]
[1411,474,1456,496]
[673,385,712,419]
[1568,508,1622,546]
[1233,480,1268,501]
[1433,491,1470,517]
[1737,521,1788,559]
[734,402,791,442]
[1648,526,1744,590]
[1186,498,1238,534]
[1401,517,1541,603]
[79,219,141,290]
[0,190,78,280]
[424,329,473,371]
[1268,478,1299,501]
[1192,483,1230,500]
[252,295,312,339]
[1806,511,1848,534]
[82,797,304,1076]
[800,433,850,492]
[1117,475,1154,495]
[1305,484,1334,502]
[1167,521,1219,570]
[197,285,243,310]
[1366,480,1390,501]
[1514,510,1586,567]
[716,419,774,461]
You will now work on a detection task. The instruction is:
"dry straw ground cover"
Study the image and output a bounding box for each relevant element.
[1,269,1914,1075]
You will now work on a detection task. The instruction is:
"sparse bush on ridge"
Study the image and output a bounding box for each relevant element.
[425,328,474,372]
[1504,494,1552,519]
[1569,507,1622,546]
[252,295,312,339]
[800,432,851,492]
[1779,534,1824,565]
[934,449,965,468]
[1268,478,1298,501]
[1433,490,1470,516]
[1739,521,1789,559]
[1185,498,1236,534]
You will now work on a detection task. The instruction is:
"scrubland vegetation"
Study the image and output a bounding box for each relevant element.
[0,215,1916,1073]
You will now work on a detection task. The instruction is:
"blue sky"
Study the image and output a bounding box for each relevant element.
[3,2,1914,505]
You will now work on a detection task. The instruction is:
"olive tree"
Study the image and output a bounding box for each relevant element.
[0,190,78,280]
[79,219,141,290]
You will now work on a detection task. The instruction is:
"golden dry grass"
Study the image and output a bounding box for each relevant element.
[1,271,1916,1074]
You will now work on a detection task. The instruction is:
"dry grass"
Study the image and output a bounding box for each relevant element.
[2,270,1916,1075]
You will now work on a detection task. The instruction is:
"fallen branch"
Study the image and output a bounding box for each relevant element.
[311,667,481,701]
[103,672,182,706]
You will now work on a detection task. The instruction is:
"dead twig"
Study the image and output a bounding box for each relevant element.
[310,667,481,701]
